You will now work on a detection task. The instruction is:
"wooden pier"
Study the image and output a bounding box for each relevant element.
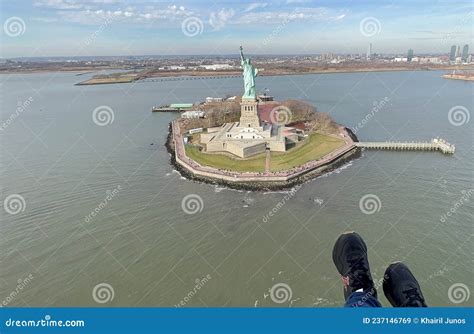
[355,138,455,154]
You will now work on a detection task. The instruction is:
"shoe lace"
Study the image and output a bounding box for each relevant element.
[402,287,424,306]
[348,257,370,290]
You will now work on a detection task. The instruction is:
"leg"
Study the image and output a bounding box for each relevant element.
[332,231,381,308]
[383,262,427,307]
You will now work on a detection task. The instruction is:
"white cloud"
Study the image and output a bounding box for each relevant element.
[34,0,122,8]
[31,1,339,28]
[234,7,329,25]
[34,0,83,10]
[285,0,311,3]
[32,17,59,23]
[47,3,194,25]
[244,3,268,13]
[209,8,235,31]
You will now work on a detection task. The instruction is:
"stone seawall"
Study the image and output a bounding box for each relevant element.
[165,122,361,191]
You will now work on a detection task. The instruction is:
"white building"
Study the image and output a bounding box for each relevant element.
[199,64,234,70]
[200,99,292,158]
[412,57,442,64]
[181,111,205,119]
[206,97,224,103]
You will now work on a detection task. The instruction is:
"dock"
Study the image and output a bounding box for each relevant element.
[355,138,455,154]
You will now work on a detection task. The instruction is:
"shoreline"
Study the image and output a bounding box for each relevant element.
[73,66,474,85]
[2,65,471,82]
[165,122,361,191]
[0,67,126,75]
[74,66,473,86]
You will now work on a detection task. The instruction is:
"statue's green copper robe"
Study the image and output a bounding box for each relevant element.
[240,47,258,99]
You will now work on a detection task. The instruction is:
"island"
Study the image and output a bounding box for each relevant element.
[442,70,474,81]
[165,47,360,191]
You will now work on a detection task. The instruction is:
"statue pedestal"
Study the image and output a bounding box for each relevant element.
[240,98,260,128]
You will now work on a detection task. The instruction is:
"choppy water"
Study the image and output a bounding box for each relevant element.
[1,70,472,307]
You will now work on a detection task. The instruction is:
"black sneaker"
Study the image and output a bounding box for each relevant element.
[383,262,427,307]
[332,231,377,300]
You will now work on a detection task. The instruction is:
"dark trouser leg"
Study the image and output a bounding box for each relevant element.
[344,291,382,307]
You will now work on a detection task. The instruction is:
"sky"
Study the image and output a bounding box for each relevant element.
[0,0,472,58]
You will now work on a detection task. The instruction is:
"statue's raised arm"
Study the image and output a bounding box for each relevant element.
[240,46,245,64]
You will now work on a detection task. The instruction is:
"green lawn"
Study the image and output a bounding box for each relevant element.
[185,145,266,172]
[184,132,345,173]
[270,133,345,172]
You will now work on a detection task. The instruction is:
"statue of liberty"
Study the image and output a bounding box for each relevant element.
[240,46,258,100]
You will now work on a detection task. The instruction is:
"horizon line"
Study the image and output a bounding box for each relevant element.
[2,51,461,60]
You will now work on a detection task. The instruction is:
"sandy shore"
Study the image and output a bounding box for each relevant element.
[442,74,474,81]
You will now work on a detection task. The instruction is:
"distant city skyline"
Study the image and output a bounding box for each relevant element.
[1,0,473,58]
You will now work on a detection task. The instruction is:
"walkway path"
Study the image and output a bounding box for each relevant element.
[264,149,271,174]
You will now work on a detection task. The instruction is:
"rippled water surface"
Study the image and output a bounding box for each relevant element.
[1,70,472,306]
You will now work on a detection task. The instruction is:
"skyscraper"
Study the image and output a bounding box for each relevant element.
[456,46,461,58]
[367,43,372,60]
[462,44,469,62]
[449,45,456,61]
[407,49,414,62]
